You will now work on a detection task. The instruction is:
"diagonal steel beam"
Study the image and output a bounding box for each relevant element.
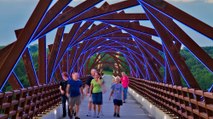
[38,36,47,84]
[144,7,201,89]
[139,0,213,39]
[0,0,52,88]
[143,3,213,73]
[41,0,103,36]
[22,48,39,86]
[47,27,65,83]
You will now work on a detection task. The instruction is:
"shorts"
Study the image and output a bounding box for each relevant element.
[113,99,123,106]
[69,96,81,106]
[92,92,102,105]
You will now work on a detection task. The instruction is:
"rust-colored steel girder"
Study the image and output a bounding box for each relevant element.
[65,0,140,24]
[142,3,213,73]
[38,36,47,84]
[0,0,212,93]
[22,48,39,86]
[96,62,121,73]
[143,7,201,89]
[88,53,128,75]
[7,72,22,90]
[60,41,128,75]
[139,0,213,39]
[65,38,146,78]
[0,0,52,88]
[47,27,64,82]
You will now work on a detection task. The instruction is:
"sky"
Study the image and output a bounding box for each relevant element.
[0,0,212,47]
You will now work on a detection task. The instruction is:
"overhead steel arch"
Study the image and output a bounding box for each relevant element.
[0,0,212,92]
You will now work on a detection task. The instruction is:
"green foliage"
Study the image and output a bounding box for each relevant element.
[19,75,30,87]
[180,47,213,91]
[159,66,165,78]
[29,44,38,53]
[103,70,113,75]
[2,44,38,91]
[28,44,39,71]
[0,46,4,49]
[3,83,12,92]
[86,53,130,75]
[156,47,213,91]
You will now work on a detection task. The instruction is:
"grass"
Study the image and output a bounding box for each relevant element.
[103,70,113,75]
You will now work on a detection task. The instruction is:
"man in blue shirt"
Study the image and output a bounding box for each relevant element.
[66,72,84,119]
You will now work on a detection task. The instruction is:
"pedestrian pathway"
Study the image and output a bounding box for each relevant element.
[42,75,153,119]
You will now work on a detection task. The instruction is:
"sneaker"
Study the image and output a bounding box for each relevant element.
[69,114,73,119]
[97,113,100,118]
[117,113,120,117]
[86,111,91,117]
[75,117,80,119]
[93,112,96,118]
[100,110,104,117]
[73,112,76,117]
[113,113,116,117]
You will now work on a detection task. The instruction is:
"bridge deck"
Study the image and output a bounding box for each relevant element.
[42,75,152,119]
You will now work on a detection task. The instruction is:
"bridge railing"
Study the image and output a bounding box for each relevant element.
[0,83,61,119]
[129,77,213,119]
[0,75,90,119]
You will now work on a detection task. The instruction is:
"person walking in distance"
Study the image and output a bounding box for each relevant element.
[120,72,129,103]
[85,69,97,117]
[59,72,71,117]
[66,72,84,119]
[109,76,124,117]
[90,72,104,118]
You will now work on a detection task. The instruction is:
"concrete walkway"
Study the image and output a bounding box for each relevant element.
[42,75,152,119]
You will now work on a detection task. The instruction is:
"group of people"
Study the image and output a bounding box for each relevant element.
[59,69,129,119]
[59,72,83,119]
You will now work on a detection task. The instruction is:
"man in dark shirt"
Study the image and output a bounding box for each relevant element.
[66,72,84,119]
[86,75,94,88]
[59,72,70,117]
[85,69,97,117]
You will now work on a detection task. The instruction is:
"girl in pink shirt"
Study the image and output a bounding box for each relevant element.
[120,72,129,103]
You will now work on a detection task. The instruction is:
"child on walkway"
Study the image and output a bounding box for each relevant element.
[109,76,124,117]
[121,72,129,103]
